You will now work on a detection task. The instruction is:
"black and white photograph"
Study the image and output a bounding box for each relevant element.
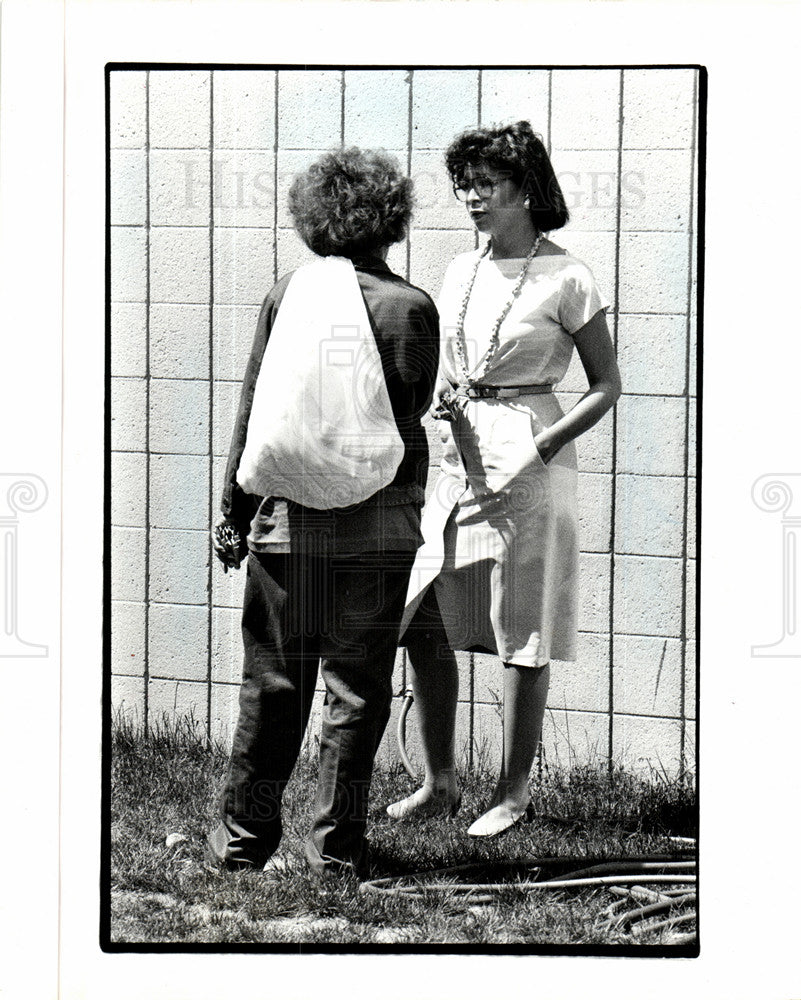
[105,64,699,951]
[2,0,801,997]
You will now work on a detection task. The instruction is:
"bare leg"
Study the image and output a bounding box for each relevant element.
[386,591,460,818]
[467,662,550,837]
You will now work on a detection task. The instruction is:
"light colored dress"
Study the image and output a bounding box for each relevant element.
[402,248,609,667]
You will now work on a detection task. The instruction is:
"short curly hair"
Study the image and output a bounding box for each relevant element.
[446,120,569,232]
[288,147,414,258]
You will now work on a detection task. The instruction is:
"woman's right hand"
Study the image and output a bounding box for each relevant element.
[211,516,246,572]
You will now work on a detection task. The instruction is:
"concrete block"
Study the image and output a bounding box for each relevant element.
[147,678,209,728]
[557,350,588,393]
[150,150,209,227]
[210,681,241,746]
[575,409,614,474]
[277,70,342,149]
[688,398,696,477]
[615,474,685,557]
[111,674,145,723]
[469,702,504,769]
[275,227,317,277]
[550,631,611,712]
[211,552,248,609]
[149,453,210,529]
[148,603,209,680]
[684,639,696,720]
[682,722,696,775]
[386,240,409,280]
[551,70,620,150]
[344,70,409,148]
[542,709,610,772]
[686,477,696,557]
[111,451,147,527]
[111,303,147,377]
[213,227,275,306]
[686,558,696,640]
[411,70,479,149]
[613,554,683,638]
[617,314,687,395]
[577,472,612,553]
[409,229,476,300]
[111,600,146,676]
[149,70,211,149]
[213,150,276,228]
[553,148,618,232]
[212,305,260,381]
[111,377,146,452]
[622,69,697,149]
[110,71,147,148]
[212,380,239,458]
[111,227,146,302]
[212,70,276,149]
[480,70,550,139]
[150,227,210,304]
[557,230,617,307]
[149,378,209,455]
[111,526,146,602]
[148,528,209,605]
[110,150,147,226]
[612,714,683,778]
[472,652,503,707]
[150,304,209,379]
[211,606,243,684]
[579,552,611,633]
[618,232,690,314]
[615,394,686,476]
[410,149,468,231]
[612,634,682,716]
[621,149,693,232]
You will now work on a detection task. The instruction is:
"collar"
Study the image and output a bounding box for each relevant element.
[349,254,393,274]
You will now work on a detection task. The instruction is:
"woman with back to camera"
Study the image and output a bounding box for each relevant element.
[207,148,439,877]
[388,121,621,837]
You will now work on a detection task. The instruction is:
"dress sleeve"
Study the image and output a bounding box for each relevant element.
[557,261,611,336]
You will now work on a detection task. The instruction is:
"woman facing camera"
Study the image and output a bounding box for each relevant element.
[207,148,439,877]
[389,121,621,837]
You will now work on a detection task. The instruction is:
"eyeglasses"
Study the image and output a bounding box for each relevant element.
[452,176,498,202]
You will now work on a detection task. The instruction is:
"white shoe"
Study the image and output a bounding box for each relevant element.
[386,787,461,820]
[466,801,533,838]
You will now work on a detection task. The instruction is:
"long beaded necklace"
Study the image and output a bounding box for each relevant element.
[453,233,543,385]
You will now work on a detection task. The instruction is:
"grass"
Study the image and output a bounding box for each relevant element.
[109,712,697,948]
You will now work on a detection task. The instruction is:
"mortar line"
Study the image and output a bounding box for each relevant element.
[273,71,279,285]
[340,69,346,147]
[680,70,700,774]
[206,71,215,741]
[143,70,152,732]
[607,68,625,771]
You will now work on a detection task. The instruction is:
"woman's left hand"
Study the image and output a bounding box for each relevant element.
[533,433,554,465]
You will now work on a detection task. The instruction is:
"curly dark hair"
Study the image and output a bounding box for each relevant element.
[288,147,414,258]
[445,120,569,232]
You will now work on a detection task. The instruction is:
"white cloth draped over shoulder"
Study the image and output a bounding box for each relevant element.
[236,256,405,510]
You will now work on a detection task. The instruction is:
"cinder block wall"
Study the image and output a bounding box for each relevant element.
[110,68,698,776]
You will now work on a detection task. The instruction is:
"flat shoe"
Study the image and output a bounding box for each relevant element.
[386,789,462,820]
[467,801,534,838]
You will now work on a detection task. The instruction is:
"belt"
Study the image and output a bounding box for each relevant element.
[452,383,554,400]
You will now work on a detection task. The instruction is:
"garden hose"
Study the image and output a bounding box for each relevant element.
[396,686,416,779]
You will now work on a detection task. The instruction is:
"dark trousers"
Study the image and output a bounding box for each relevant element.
[208,549,415,874]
